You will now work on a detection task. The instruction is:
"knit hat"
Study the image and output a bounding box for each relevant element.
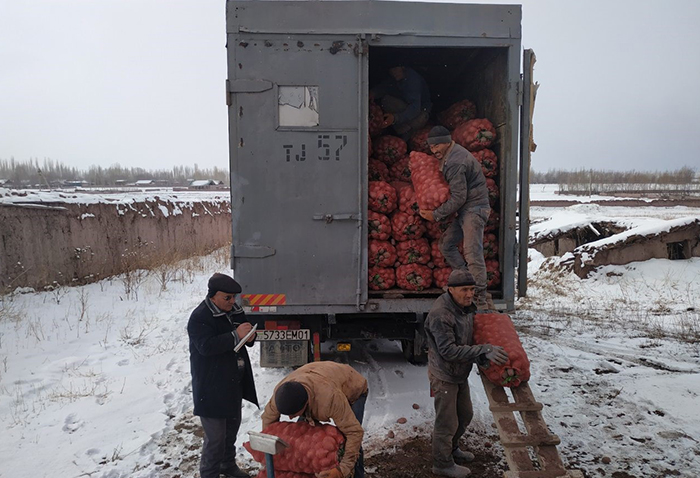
[207,273,242,295]
[275,381,309,416]
[426,126,452,145]
[447,269,476,287]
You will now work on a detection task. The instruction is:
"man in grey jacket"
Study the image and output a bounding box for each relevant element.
[424,269,508,478]
[419,125,492,309]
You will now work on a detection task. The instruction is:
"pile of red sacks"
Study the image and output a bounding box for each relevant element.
[244,422,346,478]
[366,97,503,291]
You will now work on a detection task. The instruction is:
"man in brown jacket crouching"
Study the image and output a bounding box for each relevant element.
[261,361,369,478]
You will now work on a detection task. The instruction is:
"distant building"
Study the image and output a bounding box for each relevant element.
[134,179,156,186]
[63,180,88,187]
[189,179,224,190]
[0,179,13,187]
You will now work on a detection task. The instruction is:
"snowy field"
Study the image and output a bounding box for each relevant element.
[1,188,699,478]
[0,187,229,207]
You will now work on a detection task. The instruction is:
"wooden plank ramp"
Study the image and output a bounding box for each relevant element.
[480,373,584,478]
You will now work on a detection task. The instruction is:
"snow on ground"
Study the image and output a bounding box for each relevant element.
[1,193,700,478]
[0,187,229,207]
[516,252,700,477]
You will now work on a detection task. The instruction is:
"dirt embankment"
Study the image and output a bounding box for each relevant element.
[0,198,231,291]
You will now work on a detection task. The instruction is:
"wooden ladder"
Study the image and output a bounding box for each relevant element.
[480,373,584,478]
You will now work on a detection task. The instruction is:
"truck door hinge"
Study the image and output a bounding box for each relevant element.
[228,78,274,93]
[353,40,368,57]
[232,244,276,258]
[227,78,274,106]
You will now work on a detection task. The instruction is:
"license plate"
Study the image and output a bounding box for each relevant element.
[256,329,310,341]
[260,340,308,368]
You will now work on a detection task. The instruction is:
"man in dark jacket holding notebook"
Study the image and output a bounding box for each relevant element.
[188,273,258,478]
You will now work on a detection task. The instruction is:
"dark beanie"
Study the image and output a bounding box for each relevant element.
[275,381,309,416]
[426,126,452,145]
[447,269,476,287]
[207,273,242,295]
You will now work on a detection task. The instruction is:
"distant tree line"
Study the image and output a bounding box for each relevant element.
[0,157,230,186]
[529,166,696,185]
[2,157,696,189]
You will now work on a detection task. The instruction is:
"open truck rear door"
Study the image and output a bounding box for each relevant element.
[518,49,536,298]
[227,3,367,309]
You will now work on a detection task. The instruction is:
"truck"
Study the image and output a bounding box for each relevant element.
[225,0,535,366]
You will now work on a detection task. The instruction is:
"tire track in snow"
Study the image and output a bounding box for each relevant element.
[341,340,434,441]
[518,324,700,373]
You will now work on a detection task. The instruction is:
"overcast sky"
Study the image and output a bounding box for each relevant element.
[1,0,699,173]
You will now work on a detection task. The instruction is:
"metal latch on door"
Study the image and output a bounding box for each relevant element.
[312,213,361,224]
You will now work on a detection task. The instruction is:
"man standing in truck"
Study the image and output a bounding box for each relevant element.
[419,125,493,309]
[261,361,369,478]
[188,273,258,478]
[424,269,509,478]
[370,64,432,140]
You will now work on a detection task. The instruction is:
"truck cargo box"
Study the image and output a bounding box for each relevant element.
[226,0,534,364]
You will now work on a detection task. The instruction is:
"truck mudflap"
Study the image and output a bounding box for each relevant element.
[401,325,428,364]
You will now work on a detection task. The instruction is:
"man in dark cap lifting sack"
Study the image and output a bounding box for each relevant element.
[419,125,493,310]
[262,361,369,478]
[188,273,258,478]
[424,269,509,478]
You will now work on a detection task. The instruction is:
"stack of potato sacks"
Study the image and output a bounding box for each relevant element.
[368,99,501,292]
[244,421,346,478]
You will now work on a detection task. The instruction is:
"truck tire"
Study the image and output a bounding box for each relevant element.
[401,330,428,364]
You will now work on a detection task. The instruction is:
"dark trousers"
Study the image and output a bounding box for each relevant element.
[439,206,491,299]
[200,409,242,478]
[351,392,368,478]
[429,374,474,468]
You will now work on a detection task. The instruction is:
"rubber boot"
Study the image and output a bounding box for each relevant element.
[220,464,250,478]
[431,463,471,477]
[452,448,475,463]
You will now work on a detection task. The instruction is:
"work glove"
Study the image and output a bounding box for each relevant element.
[316,467,343,478]
[419,209,435,222]
[484,345,509,366]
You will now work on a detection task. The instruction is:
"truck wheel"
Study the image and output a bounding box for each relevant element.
[401,331,428,365]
